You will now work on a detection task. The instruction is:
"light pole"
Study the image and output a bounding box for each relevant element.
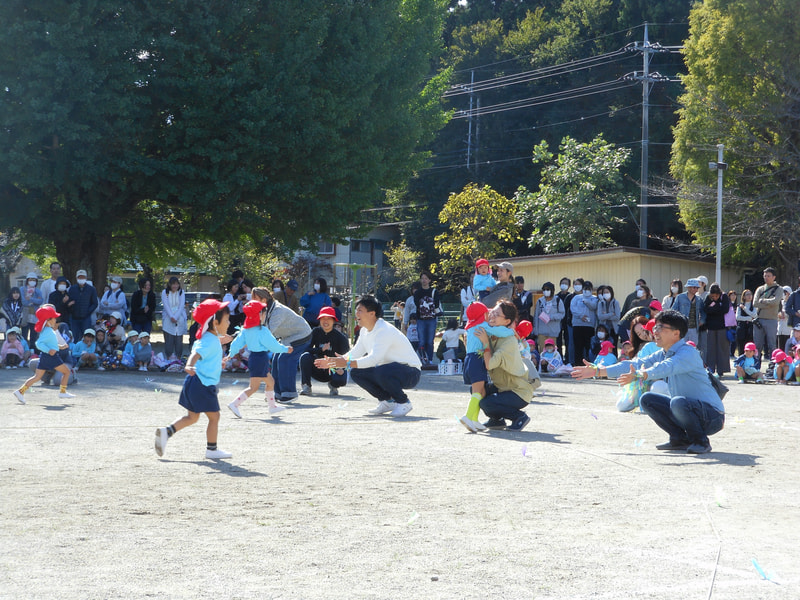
[708,144,727,285]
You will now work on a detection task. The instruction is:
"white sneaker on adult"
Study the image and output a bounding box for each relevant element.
[459,415,478,433]
[58,391,76,399]
[206,448,232,459]
[300,384,312,396]
[154,427,168,457]
[228,401,242,418]
[368,400,396,415]
[328,383,339,396]
[13,390,26,404]
[390,402,413,417]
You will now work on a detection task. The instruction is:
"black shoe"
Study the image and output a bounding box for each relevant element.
[275,396,294,405]
[686,442,712,454]
[655,440,690,451]
[507,414,530,431]
[483,418,507,430]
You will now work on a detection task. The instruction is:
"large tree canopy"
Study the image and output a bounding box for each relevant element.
[0,0,450,285]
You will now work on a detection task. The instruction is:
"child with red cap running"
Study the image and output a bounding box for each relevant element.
[12,305,74,404]
[154,299,233,459]
[226,300,292,418]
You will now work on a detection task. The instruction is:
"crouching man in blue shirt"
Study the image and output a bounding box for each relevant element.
[572,309,724,454]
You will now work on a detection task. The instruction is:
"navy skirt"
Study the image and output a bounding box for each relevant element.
[178,374,220,413]
[462,353,488,386]
[38,352,64,371]
[248,351,270,378]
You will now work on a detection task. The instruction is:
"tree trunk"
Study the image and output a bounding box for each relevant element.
[54,232,112,298]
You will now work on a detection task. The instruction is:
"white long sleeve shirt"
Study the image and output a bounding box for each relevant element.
[347,318,422,370]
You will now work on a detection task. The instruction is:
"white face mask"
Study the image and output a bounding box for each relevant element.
[603,293,611,301]
[110,283,119,290]
[314,283,321,292]
[635,284,641,291]
[560,283,568,291]
[671,286,679,294]
[597,332,606,339]
[27,281,36,287]
[636,289,645,298]
[543,290,551,298]
[58,284,67,292]
[273,287,282,293]
[583,290,592,297]
[77,278,87,285]
[573,284,582,293]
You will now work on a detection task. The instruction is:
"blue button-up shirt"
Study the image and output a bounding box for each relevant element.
[605,338,724,413]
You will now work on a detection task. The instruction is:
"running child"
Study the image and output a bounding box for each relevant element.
[226,300,292,418]
[12,305,75,404]
[154,299,233,459]
[458,301,515,432]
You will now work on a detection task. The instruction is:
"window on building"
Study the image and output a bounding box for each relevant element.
[318,241,335,255]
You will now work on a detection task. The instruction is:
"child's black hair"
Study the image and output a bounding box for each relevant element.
[446,317,458,330]
[209,306,231,333]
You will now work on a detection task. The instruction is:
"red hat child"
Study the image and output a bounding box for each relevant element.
[516,320,533,339]
[34,305,61,332]
[774,350,788,363]
[242,301,267,329]
[465,302,489,329]
[475,258,490,270]
[193,299,229,339]
[598,340,615,355]
[317,306,338,322]
[643,319,656,332]
[544,338,556,347]
[649,300,663,312]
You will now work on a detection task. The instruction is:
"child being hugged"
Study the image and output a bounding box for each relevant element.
[226,300,292,418]
[72,328,99,369]
[155,299,233,459]
[458,302,515,432]
[472,258,497,301]
[13,305,75,404]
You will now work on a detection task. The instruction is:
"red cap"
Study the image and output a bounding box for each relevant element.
[515,320,533,339]
[242,301,267,329]
[317,306,338,322]
[744,342,757,352]
[34,305,61,332]
[544,338,556,347]
[599,340,615,355]
[649,300,663,312]
[465,302,488,330]
[643,319,656,332]
[193,299,229,339]
[475,258,490,269]
[774,351,788,363]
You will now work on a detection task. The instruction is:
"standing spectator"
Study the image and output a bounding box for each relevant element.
[459,276,475,326]
[703,283,731,377]
[271,279,300,314]
[300,277,332,328]
[1,287,25,332]
[481,261,515,307]
[130,277,156,334]
[725,290,738,358]
[674,278,705,346]
[620,279,647,323]
[533,282,565,351]
[752,267,782,360]
[66,270,98,341]
[662,278,683,310]
[557,277,574,361]
[401,282,420,333]
[570,280,598,366]
[596,285,621,347]
[411,272,442,365]
[98,276,128,324]
[47,277,71,322]
[390,301,404,329]
[785,275,800,328]
[513,276,533,322]
[284,280,302,314]
[161,276,187,360]
[223,280,244,330]
[696,275,710,299]
[39,262,62,301]
[736,289,757,356]
[21,272,44,346]
[777,286,794,353]
[300,306,350,396]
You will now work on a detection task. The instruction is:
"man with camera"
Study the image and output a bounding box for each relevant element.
[753,267,782,360]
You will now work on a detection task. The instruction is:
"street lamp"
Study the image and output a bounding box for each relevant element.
[708,144,727,285]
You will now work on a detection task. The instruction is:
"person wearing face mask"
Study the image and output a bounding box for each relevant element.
[47,276,72,322]
[271,279,301,314]
[533,281,565,352]
[570,279,598,365]
[621,278,647,317]
[66,270,99,341]
[21,273,45,345]
[662,279,683,310]
[596,285,621,348]
[39,262,63,301]
[556,277,574,361]
[99,276,128,325]
[300,277,333,328]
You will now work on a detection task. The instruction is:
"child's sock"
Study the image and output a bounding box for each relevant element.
[59,384,67,393]
[465,392,482,421]
[265,390,277,408]
[207,442,217,451]
[233,390,248,407]
[19,384,30,394]
[167,425,176,437]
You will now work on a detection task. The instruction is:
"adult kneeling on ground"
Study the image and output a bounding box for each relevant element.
[316,295,421,417]
[571,309,725,454]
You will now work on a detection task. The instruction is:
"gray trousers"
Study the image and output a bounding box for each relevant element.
[752,318,777,359]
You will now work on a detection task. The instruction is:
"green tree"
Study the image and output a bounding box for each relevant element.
[384,240,424,295]
[0,1,450,290]
[433,183,521,289]
[671,0,800,274]
[516,135,634,253]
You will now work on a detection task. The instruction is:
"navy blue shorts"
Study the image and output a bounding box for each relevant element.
[248,351,270,378]
[178,374,220,413]
[463,353,488,386]
[38,352,64,371]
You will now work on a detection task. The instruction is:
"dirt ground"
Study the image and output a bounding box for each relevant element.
[1,366,798,600]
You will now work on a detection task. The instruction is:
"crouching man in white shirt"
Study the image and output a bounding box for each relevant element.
[316,295,422,417]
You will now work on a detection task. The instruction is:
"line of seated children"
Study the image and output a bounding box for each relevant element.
[1,327,29,368]
[771,349,796,385]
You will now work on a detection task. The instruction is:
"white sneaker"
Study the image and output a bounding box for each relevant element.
[459,415,478,433]
[139,366,147,372]
[13,390,26,404]
[328,383,339,396]
[97,366,105,371]
[206,448,232,459]
[268,404,286,414]
[154,427,168,457]
[368,400,396,415]
[58,391,76,399]
[300,384,312,396]
[227,401,242,418]
[5,365,10,369]
[390,402,413,417]
[472,420,488,432]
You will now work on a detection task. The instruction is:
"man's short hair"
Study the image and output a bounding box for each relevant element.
[356,295,383,318]
[763,267,777,276]
[637,278,646,286]
[514,276,525,284]
[50,262,60,269]
[655,309,688,338]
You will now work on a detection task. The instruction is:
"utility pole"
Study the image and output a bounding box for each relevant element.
[624,23,670,249]
[466,70,474,170]
[709,145,727,285]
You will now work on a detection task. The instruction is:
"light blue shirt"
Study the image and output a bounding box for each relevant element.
[228,326,288,355]
[191,332,223,387]
[35,327,60,355]
[605,338,724,413]
[466,323,515,354]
